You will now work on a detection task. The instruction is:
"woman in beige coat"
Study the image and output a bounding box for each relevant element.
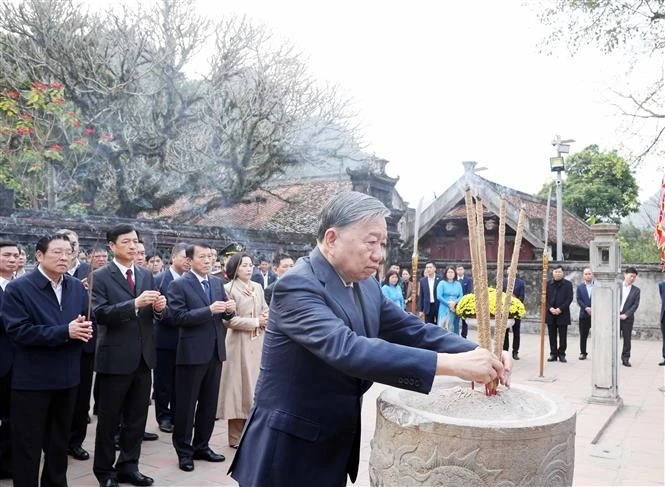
[217,252,268,447]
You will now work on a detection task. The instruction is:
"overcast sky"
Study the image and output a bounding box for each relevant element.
[198,0,662,206]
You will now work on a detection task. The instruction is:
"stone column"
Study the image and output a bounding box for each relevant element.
[588,224,622,406]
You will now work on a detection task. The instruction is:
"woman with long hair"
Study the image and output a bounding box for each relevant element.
[436,265,463,334]
[216,252,269,447]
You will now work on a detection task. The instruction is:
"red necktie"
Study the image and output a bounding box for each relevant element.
[126,269,135,293]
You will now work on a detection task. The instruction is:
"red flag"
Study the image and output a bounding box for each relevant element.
[655,175,665,269]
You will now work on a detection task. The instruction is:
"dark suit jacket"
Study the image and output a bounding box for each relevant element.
[154,269,179,350]
[0,287,12,377]
[459,276,473,295]
[418,275,442,315]
[264,280,277,306]
[250,269,277,289]
[167,271,232,365]
[546,278,574,325]
[576,282,593,320]
[620,285,640,325]
[72,262,91,281]
[659,281,665,325]
[229,247,476,487]
[502,277,525,302]
[2,270,89,390]
[92,263,157,374]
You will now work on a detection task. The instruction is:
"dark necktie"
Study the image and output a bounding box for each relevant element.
[202,279,211,303]
[126,269,135,293]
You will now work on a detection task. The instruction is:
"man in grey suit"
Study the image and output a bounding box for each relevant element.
[619,267,640,367]
[92,225,166,487]
[229,191,511,487]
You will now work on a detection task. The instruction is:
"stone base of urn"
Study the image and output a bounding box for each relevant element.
[369,377,576,487]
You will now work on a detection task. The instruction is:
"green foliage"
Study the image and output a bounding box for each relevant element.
[559,145,639,223]
[618,223,661,264]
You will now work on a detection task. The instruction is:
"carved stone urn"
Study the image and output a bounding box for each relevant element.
[369,377,576,486]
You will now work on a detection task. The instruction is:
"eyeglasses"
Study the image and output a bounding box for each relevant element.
[48,249,73,258]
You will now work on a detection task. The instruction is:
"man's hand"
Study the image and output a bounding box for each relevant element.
[436,348,509,386]
[225,299,236,314]
[210,299,236,315]
[135,290,161,309]
[152,295,166,312]
[81,277,89,290]
[586,307,592,315]
[69,315,93,342]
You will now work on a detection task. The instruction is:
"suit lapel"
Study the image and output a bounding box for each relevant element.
[185,271,209,305]
[109,263,135,297]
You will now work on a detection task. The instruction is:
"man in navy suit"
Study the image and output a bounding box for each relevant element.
[250,256,276,289]
[576,268,594,360]
[2,234,93,487]
[502,268,526,360]
[229,191,510,487]
[658,279,665,366]
[418,262,441,324]
[456,265,473,337]
[0,240,19,479]
[57,229,91,281]
[92,225,166,487]
[153,243,190,433]
[167,243,235,472]
[619,267,640,367]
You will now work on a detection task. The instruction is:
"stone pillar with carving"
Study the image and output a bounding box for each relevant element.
[588,224,622,406]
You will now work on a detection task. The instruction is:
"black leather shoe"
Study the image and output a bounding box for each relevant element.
[622,360,631,367]
[117,471,154,486]
[158,421,173,433]
[100,479,119,487]
[0,469,13,480]
[579,353,587,360]
[559,356,567,363]
[512,352,519,360]
[178,457,194,472]
[659,359,665,366]
[142,432,158,441]
[193,447,225,462]
[547,355,557,362]
[68,445,90,460]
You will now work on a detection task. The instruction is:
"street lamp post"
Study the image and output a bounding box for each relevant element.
[550,135,574,261]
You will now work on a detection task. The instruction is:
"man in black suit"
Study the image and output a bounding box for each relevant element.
[418,262,441,324]
[167,243,235,472]
[502,268,526,360]
[2,234,92,487]
[576,268,594,360]
[92,224,166,487]
[456,265,473,338]
[0,241,19,479]
[250,256,276,289]
[546,265,574,363]
[619,267,640,367]
[263,253,294,306]
[153,243,190,433]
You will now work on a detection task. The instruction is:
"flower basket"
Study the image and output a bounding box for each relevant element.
[455,288,526,320]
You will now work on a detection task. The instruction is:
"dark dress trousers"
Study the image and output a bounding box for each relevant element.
[659,281,665,360]
[418,275,442,324]
[2,270,89,487]
[167,272,232,460]
[546,278,574,357]
[229,247,476,487]
[92,263,157,483]
[0,287,12,477]
[153,269,178,426]
[458,276,473,338]
[576,282,593,355]
[619,286,640,361]
[502,277,525,353]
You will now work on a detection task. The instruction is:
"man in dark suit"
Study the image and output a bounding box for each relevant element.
[2,234,93,487]
[229,191,510,486]
[250,256,276,289]
[546,264,574,362]
[167,243,236,472]
[57,229,91,281]
[619,267,640,367]
[418,262,441,324]
[502,268,525,360]
[153,243,190,434]
[456,265,473,338]
[658,279,665,366]
[576,268,594,360]
[0,241,19,479]
[263,253,294,306]
[92,224,166,487]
